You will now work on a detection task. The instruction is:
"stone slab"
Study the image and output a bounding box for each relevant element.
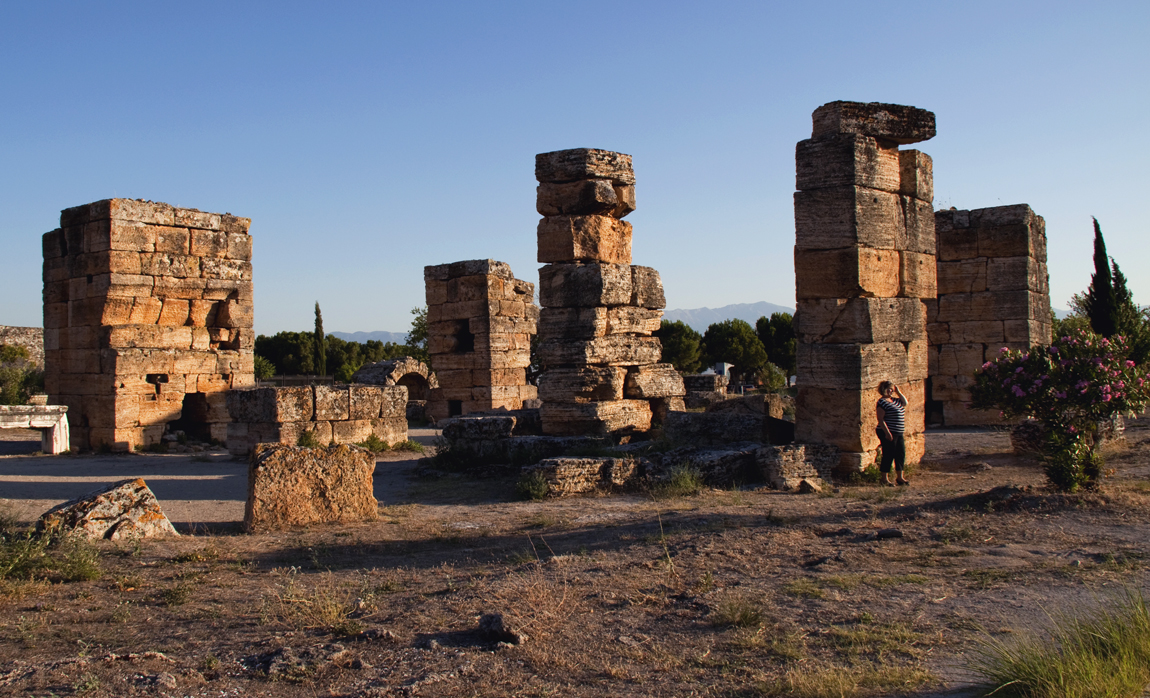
[245,444,378,532]
[811,101,936,145]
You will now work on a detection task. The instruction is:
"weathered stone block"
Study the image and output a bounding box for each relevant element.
[623,363,685,398]
[630,266,666,309]
[1004,319,1051,344]
[538,215,632,265]
[796,341,909,389]
[225,386,314,423]
[522,457,636,497]
[314,386,350,421]
[663,411,762,445]
[811,101,936,145]
[537,180,634,218]
[245,444,378,532]
[898,150,933,202]
[795,297,925,344]
[38,478,178,540]
[683,374,727,392]
[371,416,407,445]
[986,256,1046,293]
[607,306,662,335]
[535,148,635,185]
[794,186,903,250]
[937,344,988,377]
[795,134,901,192]
[349,385,383,420]
[937,259,989,294]
[538,336,663,367]
[794,386,880,452]
[900,196,936,255]
[794,246,900,299]
[332,419,374,444]
[538,263,631,307]
[650,396,685,424]
[899,250,936,298]
[757,444,838,490]
[540,400,652,435]
[538,307,608,340]
[537,366,627,402]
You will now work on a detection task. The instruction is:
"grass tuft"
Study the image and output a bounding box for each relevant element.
[651,464,705,499]
[711,596,763,628]
[757,661,935,697]
[967,588,1150,698]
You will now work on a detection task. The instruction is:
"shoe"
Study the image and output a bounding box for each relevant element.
[881,479,895,487]
[896,479,910,487]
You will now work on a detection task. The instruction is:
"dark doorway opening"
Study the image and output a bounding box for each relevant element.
[396,373,430,401]
[166,392,214,442]
[448,400,463,417]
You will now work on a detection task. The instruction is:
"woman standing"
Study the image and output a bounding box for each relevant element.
[875,381,909,486]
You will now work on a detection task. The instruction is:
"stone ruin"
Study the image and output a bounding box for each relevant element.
[42,199,255,451]
[534,148,684,436]
[225,384,408,455]
[423,260,538,422]
[793,102,936,472]
[683,373,729,409]
[929,205,1052,425]
[351,356,438,419]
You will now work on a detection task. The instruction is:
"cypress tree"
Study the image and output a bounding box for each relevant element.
[1084,218,1118,337]
[314,302,327,377]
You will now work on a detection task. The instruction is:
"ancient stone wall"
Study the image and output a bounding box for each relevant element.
[225,384,407,455]
[793,102,936,471]
[929,205,1052,425]
[0,326,45,366]
[42,199,255,451]
[423,260,538,422]
[534,148,685,436]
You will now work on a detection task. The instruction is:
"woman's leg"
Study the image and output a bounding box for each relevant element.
[893,433,909,484]
[876,429,896,484]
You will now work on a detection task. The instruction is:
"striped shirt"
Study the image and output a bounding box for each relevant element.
[878,397,906,434]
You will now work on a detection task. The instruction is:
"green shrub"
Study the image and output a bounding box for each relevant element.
[297,430,322,448]
[652,464,704,499]
[253,354,276,380]
[516,471,550,501]
[0,345,44,405]
[0,522,100,583]
[392,439,425,454]
[357,434,388,453]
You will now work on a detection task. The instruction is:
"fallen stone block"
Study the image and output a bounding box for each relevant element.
[245,444,379,532]
[650,396,685,424]
[38,478,178,539]
[522,456,641,496]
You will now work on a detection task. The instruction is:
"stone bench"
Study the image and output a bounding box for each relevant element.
[0,405,70,454]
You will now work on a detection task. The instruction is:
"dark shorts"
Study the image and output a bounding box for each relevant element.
[875,428,906,473]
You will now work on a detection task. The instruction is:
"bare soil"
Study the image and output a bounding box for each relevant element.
[2,421,1149,697]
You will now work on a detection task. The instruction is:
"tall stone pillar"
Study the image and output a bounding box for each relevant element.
[42,199,255,451]
[793,102,936,472]
[423,260,538,422]
[534,148,684,436]
[929,205,1051,425]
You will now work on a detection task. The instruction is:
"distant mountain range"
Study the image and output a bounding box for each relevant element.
[330,331,411,344]
[663,302,795,333]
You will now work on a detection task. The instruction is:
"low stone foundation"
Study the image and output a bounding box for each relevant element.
[226,385,407,455]
[757,444,838,490]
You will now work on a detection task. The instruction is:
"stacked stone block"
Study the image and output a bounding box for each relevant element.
[226,384,407,454]
[42,199,255,451]
[534,148,684,436]
[424,260,538,422]
[929,205,1052,425]
[793,102,936,471]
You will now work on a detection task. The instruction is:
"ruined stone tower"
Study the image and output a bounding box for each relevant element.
[929,205,1052,425]
[793,102,936,471]
[42,199,255,451]
[423,260,538,422]
[534,148,684,436]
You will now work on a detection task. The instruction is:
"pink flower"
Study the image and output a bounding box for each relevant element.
[1012,386,1026,397]
[1126,360,1136,368]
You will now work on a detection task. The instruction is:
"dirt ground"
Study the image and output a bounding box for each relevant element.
[2,420,1149,697]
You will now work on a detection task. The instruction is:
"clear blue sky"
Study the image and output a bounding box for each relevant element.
[1,2,1146,336]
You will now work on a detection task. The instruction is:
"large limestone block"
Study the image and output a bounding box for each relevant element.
[538,215,632,264]
[907,342,929,382]
[630,266,666,309]
[900,196,936,255]
[538,336,663,367]
[795,297,926,344]
[608,306,662,335]
[986,256,1048,293]
[796,341,909,389]
[446,274,521,303]
[650,396,685,424]
[936,220,979,263]
[795,386,880,452]
[371,416,408,445]
[811,101,936,145]
[898,150,933,202]
[332,419,375,444]
[937,259,989,294]
[522,457,639,497]
[535,148,635,185]
[795,134,901,192]
[424,259,515,283]
[663,411,763,445]
[932,374,976,402]
[624,363,686,399]
[937,344,988,377]
[971,205,1046,260]
[539,307,608,340]
[244,444,379,532]
[794,186,903,250]
[38,478,178,540]
[226,386,314,423]
[538,263,631,307]
[794,246,900,299]
[377,386,408,419]
[349,385,384,420]
[683,374,728,392]
[430,350,531,371]
[899,250,937,298]
[939,290,1049,323]
[468,316,537,335]
[537,180,635,218]
[949,320,1005,344]
[540,399,652,436]
[538,366,627,402]
[1004,319,1051,344]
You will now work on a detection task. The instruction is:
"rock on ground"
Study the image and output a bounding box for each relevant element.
[37,477,178,539]
[245,444,379,532]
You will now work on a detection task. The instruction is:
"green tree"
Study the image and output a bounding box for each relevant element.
[655,320,703,373]
[314,302,326,377]
[254,332,315,375]
[253,355,276,380]
[755,312,796,385]
[1082,218,1119,338]
[408,306,428,351]
[701,319,769,383]
[0,345,44,405]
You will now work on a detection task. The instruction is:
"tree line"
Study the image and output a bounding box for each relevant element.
[656,312,795,388]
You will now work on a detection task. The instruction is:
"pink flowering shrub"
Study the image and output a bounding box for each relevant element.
[971,328,1150,491]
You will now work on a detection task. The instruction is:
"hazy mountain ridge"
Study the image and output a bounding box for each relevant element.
[663,302,795,334]
[330,331,411,344]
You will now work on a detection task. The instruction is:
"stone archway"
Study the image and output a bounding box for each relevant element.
[351,357,438,420]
